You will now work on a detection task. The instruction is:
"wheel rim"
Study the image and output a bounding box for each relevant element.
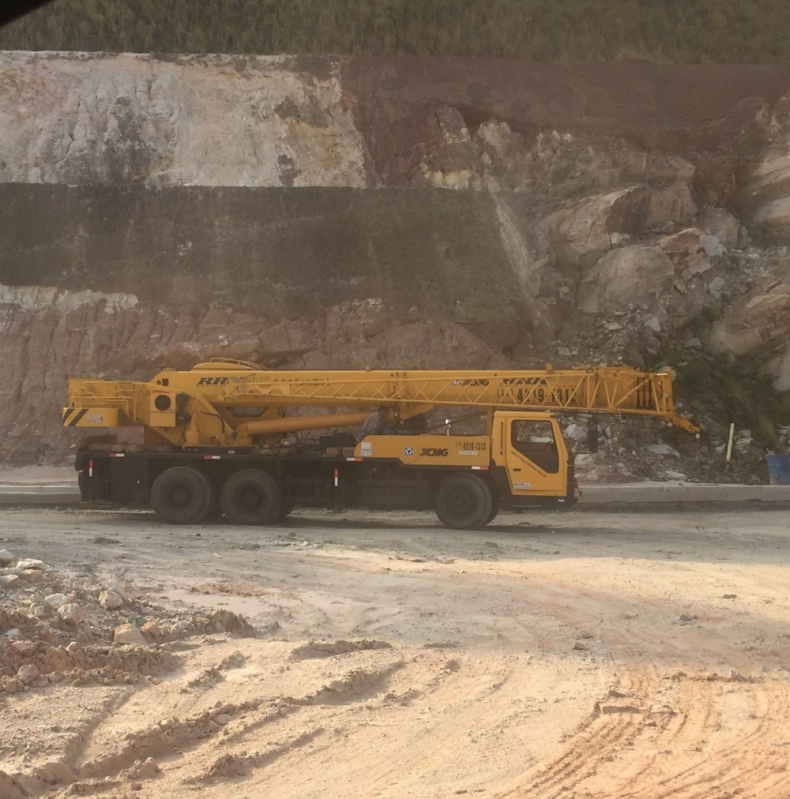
[170,485,192,508]
[447,487,474,517]
[239,486,263,513]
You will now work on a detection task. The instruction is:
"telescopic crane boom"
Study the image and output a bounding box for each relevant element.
[64,360,697,447]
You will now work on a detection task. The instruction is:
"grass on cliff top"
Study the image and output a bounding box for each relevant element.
[2,0,790,62]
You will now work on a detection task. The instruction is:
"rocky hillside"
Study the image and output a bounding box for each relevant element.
[1,52,789,479]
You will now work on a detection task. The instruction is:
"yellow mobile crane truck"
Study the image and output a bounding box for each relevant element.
[63,361,698,529]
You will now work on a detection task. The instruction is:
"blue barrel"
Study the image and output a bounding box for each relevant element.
[767,455,790,486]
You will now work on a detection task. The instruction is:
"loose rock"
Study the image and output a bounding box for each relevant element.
[15,559,47,571]
[57,603,83,626]
[44,593,70,609]
[99,590,124,610]
[141,620,162,640]
[17,663,39,685]
[114,623,146,645]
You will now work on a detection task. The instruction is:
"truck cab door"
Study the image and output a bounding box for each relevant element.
[492,413,567,497]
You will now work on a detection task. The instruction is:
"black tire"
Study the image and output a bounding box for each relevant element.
[435,473,493,530]
[221,469,282,525]
[151,467,213,525]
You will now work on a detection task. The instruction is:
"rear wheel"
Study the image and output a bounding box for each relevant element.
[151,467,213,525]
[435,473,493,530]
[221,469,282,525]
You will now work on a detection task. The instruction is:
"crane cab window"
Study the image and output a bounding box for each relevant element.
[511,420,559,473]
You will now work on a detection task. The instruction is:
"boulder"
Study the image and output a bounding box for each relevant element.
[543,186,652,268]
[659,228,725,278]
[708,277,790,391]
[708,276,726,299]
[114,623,146,646]
[709,280,790,357]
[15,559,47,572]
[141,620,162,640]
[564,423,589,442]
[697,207,741,248]
[752,196,790,232]
[57,603,83,626]
[0,550,15,566]
[744,95,790,235]
[17,663,39,685]
[105,577,128,602]
[99,590,124,610]
[44,593,71,610]
[646,182,697,229]
[577,246,675,314]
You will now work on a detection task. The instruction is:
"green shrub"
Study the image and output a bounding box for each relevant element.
[2,0,790,62]
[674,354,790,448]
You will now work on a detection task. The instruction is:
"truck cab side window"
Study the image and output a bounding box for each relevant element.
[511,420,560,474]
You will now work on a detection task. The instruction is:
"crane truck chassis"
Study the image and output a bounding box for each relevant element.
[64,361,698,530]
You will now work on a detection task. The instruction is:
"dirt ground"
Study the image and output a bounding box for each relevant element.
[2,506,790,798]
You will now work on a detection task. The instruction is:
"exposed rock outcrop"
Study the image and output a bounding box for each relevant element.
[697,207,741,248]
[658,228,725,279]
[2,52,790,469]
[543,187,651,269]
[745,96,790,234]
[577,246,675,314]
[709,274,790,391]
[0,52,371,188]
[0,281,509,463]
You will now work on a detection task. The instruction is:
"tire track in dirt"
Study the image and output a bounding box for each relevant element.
[648,679,790,799]
[505,577,672,798]
[479,568,789,799]
[78,698,267,778]
[617,677,721,797]
[497,664,656,799]
[58,641,409,793]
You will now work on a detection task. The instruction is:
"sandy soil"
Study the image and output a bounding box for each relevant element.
[2,506,790,798]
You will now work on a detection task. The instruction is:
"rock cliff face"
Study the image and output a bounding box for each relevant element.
[0,53,369,187]
[1,52,790,472]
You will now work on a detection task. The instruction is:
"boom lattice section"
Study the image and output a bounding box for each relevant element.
[218,367,697,431]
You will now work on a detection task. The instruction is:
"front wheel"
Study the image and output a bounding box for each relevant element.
[487,490,502,525]
[221,469,282,525]
[151,467,214,524]
[435,473,493,530]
